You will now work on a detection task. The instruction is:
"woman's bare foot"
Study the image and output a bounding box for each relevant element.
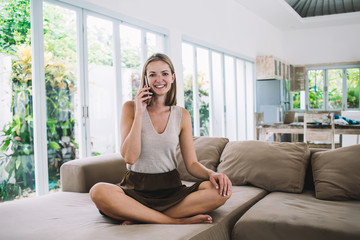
[178,214,212,224]
[121,220,137,225]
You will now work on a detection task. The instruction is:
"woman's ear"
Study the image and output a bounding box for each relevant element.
[171,73,176,83]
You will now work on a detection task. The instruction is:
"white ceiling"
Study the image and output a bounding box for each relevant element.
[234,0,360,31]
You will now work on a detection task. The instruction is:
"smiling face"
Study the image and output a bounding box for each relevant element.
[146,60,175,96]
[141,53,177,106]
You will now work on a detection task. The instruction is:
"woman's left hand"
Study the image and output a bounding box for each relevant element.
[209,172,232,197]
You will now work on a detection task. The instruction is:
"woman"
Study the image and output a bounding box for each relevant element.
[90,53,232,225]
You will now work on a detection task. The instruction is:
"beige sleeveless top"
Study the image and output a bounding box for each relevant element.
[127,105,182,173]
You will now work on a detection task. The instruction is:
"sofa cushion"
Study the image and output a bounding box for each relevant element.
[176,136,229,181]
[232,191,360,240]
[0,185,267,240]
[217,141,310,193]
[311,144,360,200]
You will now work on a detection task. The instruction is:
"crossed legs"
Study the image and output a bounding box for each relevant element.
[89,181,231,224]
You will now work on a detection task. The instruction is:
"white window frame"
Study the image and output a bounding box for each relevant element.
[182,39,255,140]
[31,0,49,196]
[305,65,360,111]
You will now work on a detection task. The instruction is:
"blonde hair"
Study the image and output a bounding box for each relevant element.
[140,53,177,106]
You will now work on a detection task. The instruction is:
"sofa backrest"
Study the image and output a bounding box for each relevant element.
[217,141,311,193]
[179,137,327,193]
[176,136,229,181]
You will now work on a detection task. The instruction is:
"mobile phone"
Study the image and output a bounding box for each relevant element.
[145,78,152,105]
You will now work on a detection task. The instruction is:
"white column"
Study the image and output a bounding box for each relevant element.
[31,0,49,195]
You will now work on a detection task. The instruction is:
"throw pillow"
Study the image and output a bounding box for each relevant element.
[312,144,360,200]
[217,141,310,193]
[176,136,229,181]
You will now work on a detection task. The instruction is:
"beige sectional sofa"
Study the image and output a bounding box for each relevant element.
[0,137,359,240]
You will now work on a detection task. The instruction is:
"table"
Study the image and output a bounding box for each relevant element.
[258,123,360,143]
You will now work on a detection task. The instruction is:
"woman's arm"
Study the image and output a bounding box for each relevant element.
[120,87,152,165]
[179,108,232,196]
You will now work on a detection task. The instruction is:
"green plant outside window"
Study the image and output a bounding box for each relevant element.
[308,70,324,109]
[0,0,78,202]
[306,68,359,111]
[347,68,360,109]
[328,69,343,109]
[292,92,301,109]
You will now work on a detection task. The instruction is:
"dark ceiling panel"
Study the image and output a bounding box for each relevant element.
[285,0,360,18]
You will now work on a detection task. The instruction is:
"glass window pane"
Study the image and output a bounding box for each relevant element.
[87,15,116,155]
[196,47,210,136]
[328,69,343,109]
[292,92,301,109]
[308,70,324,109]
[236,59,246,140]
[211,52,224,137]
[43,2,79,190]
[347,68,359,109]
[291,90,305,110]
[0,56,12,141]
[146,32,165,57]
[224,56,237,141]
[0,46,35,202]
[0,0,35,201]
[182,43,194,135]
[120,24,141,103]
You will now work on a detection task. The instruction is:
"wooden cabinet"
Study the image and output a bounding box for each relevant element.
[256,56,307,91]
[256,56,293,81]
[291,66,306,91]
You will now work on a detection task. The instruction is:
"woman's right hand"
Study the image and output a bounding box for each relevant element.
[134,87,152,115]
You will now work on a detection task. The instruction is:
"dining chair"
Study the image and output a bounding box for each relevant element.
[283,111,295,124]
[303,112,336,149]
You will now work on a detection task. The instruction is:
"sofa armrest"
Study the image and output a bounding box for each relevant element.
[60,153,127,193]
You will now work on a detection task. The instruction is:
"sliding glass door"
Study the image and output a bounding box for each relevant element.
[86,15,116,156]
[43,2,79,190]
[182,41,255,140]
[0,0,167,201]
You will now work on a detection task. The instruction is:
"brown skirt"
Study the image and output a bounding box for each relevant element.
[118,169,203,212]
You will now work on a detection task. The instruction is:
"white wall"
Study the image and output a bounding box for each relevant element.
[79,0,284,64]
[284,23,360,65]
